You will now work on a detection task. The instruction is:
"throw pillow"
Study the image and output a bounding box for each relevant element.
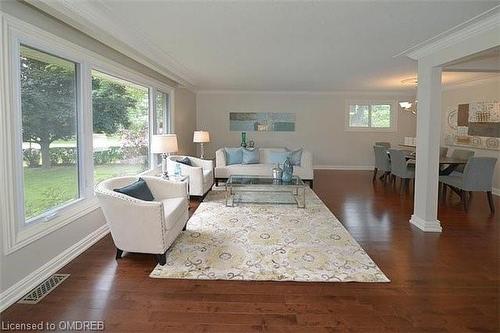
[286,148,303,166]
[114,177,154,201]
[177,157,192,166]
[268,150,290,165]
[242,148,260,164]
[224,147,243,165]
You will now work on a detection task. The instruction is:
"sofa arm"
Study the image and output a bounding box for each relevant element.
[215,149,226,167]
[142,176,187,201]
[301,150,313,170]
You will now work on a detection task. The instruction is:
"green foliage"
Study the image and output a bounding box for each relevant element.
[23,148,41,168]
[49,147,77,166]
[20,52,77,168]
[93,147,124,165]
[92,77,134,134]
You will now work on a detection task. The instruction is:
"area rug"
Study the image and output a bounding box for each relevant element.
[150,188,389,282]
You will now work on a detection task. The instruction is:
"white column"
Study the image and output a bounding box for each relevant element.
[409,63,443,232]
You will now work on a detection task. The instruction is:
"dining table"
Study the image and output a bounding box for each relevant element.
[406,155,468,175]
[386,150,468,175]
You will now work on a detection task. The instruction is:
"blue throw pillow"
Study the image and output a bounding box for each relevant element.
[268,151,290,165]
[177,157,192,166]
[242,148,259,164]
[114,177,154,201]
[286,148,303,166]
[224,147,243,165]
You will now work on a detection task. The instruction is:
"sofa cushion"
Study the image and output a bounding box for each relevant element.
[225,147,243,165]
[242,148,260,164]
[177,157,192,166]
[161,197,188,230]
[268,151,290,164]
[113,177,154,201]
[286,148,303,166]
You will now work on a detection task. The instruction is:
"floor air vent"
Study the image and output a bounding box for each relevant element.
[18,274,70,304]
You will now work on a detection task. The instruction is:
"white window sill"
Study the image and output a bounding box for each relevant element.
[5,198,100,255]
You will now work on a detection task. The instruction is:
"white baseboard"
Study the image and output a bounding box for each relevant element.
[314,165,374,171]
[493,188,500,196]
[0,224,109,312]
[409,215,442,233]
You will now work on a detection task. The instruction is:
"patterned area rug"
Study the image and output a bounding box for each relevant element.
[150,188,389,282]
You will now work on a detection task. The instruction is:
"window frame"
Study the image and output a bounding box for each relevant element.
[0,13,175,254]
[345,100,397,132]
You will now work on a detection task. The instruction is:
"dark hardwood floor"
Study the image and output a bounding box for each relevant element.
[2,170,499,332]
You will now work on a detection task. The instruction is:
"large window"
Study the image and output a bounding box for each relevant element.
[92,70,150,184]
[20,45,80,222]
[346,101,396,131]
[155,90,169,134]
[2,16,174,251]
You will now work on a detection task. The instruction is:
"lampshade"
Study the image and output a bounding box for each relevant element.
[193,131,210,143]
[151,134,178,154]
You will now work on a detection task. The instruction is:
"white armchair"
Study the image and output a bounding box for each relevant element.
[95,176,189,265]
[167,155,214,197]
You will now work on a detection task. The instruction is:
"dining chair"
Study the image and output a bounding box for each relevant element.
[440,157,497,213]
[440,147,448,158]
[388,149,415,193]
[450,149,474,173]
[373,145,391,182]
[375,142,391,148]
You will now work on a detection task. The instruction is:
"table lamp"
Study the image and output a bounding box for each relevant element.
[151,134,178,178]
[193,131,210,159]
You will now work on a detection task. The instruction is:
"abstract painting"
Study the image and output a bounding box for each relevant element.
[229,112,296,132]
[445,101,500,150]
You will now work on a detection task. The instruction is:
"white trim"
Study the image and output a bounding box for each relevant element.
[314,165,374,171]
[442,75,500,91]
[6,200,100,255]
[197,89,415,96]
[493,187,500,197]
[26,0,195,90]
[395,6,500,60]
[409,214,442,233]
[0,224,109,312]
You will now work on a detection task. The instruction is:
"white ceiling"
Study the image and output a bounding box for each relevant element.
[38,1,500,92]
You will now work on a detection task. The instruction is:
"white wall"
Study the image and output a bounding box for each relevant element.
[196,91,417,167]
[441,78,500,192]
[0,1,196,301]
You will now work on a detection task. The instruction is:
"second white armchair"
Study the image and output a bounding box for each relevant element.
[167,155,214,197]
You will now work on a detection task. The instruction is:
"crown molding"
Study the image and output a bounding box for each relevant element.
[442,74,500,91]
[196,89,415,97]
[395,6,500,60]
[26,0,197,90]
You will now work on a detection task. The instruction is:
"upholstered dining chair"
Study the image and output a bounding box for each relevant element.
[450,149,474,173]
[375,142,391,148]
[95,176,189,265]
[388,149,415,193]
[373,145,391,182]
[440,157,497,213]
[440,147,448,158]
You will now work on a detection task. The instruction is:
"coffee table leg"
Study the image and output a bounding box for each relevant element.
[294,187,306,208]
[226,187,234,207]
